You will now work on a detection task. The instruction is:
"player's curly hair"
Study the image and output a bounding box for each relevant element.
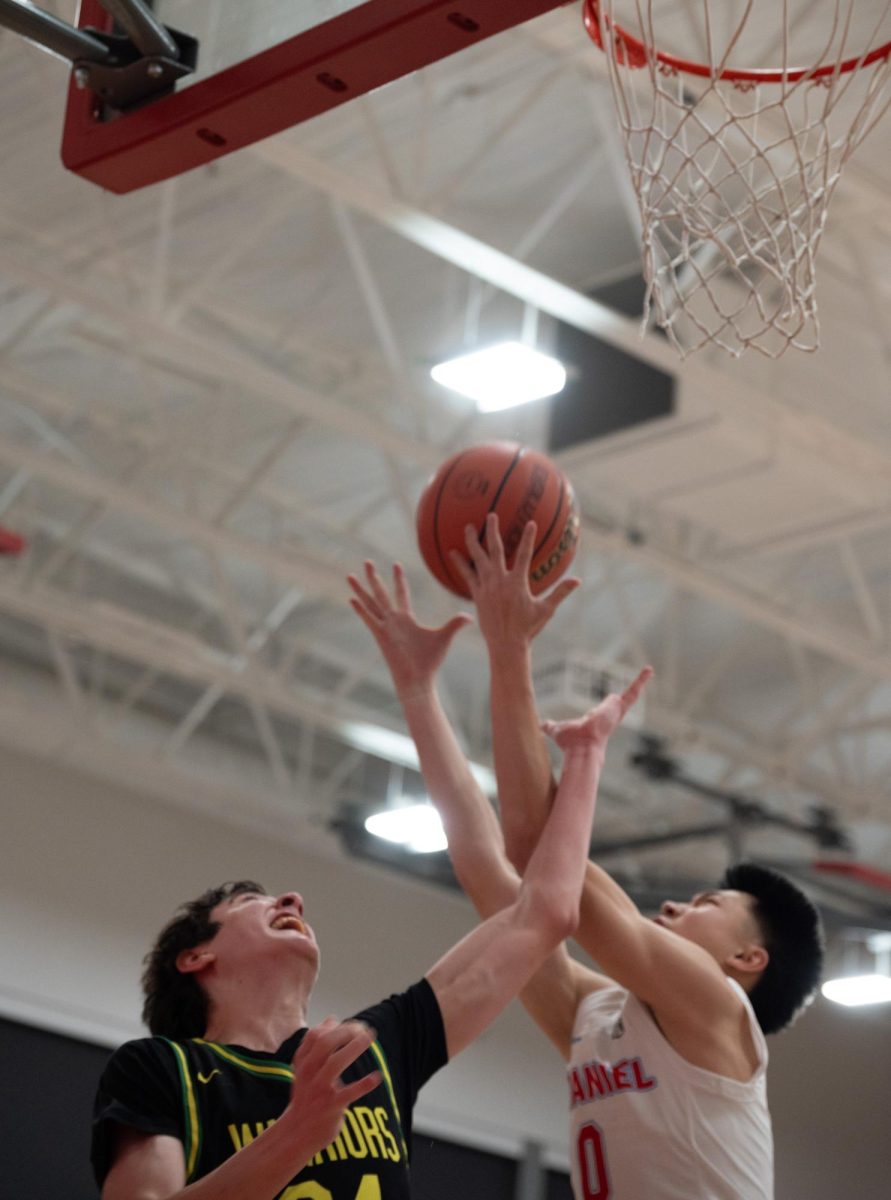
[141,880,266,1039]
[722,862,824,1035]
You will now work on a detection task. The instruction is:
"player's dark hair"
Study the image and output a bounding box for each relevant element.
[141,880,266,1039]
[722,862,824,1035]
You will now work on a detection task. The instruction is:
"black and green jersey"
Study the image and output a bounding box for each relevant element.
[92,979,447,1199]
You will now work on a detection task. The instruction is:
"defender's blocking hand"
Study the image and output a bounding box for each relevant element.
[542,667,653,751]
[348,561,472,694]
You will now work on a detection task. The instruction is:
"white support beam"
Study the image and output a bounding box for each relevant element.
[0,245,440,470]
[649,705,880,820]
[424,59,566,210]
[210,418,305,527]
[0,575,490,791]
[579,515,891,681]
[0,662,342,858]
[358,95,408,200]
[4,193,891,689]
[714,506,891,564]
[249,139,678,374]
[0,433,347,598]
[203,548,293,793]
[4,414,891,695]
[838,538,886,643]
[46,629,86,716]
[247,140,891,493]
[147,179,178,318]
[327,198,425,438]
[0,363,387,565]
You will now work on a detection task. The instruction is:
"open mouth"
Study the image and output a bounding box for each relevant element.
[271,914,307,934]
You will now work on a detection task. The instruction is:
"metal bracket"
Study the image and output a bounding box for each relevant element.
[72,25,198,113]
[0,0,197,112]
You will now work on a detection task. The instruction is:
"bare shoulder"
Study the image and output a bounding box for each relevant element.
[648,980,763,1082]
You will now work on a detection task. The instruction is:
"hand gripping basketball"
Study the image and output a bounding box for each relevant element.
[416,442,580,598]
[449,512,580,647]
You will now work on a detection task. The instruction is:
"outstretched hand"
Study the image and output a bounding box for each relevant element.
[542,667,653,751]
[348,561,472,695]
[449,513,580,649]
[286,1018,380,1158]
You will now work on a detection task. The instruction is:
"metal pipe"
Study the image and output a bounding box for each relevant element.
[592,823,731,857]
[96,0,179,59]
[0,0,109,63]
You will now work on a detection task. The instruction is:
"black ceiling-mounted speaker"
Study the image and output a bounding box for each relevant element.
[548,274,675,453]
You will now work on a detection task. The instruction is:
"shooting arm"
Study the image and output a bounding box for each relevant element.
[453,516,575,872]
[487,635,555,871]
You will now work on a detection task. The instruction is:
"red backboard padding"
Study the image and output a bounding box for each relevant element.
[0,527,25,555]
[61,0,567,193]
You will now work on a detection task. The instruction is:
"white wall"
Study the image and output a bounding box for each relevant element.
[769,993,891,1200]
[2,743,890,1197]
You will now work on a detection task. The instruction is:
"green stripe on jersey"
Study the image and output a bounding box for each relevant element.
[370,1041,407,1159]
[194,1038,294,1081]
[163,1039,201,1180]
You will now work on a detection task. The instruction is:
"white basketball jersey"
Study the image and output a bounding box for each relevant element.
[567,979,773,1199]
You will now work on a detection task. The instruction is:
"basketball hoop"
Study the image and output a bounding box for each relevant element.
[583,0,891,357]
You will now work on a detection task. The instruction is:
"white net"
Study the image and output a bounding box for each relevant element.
[586,0,891,357]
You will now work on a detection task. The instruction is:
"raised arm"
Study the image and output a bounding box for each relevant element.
[347,562,514,915]
[421,686,642,1059]
[459,521,747,1034]
[449,513,578,871]
[349,563,639,1059]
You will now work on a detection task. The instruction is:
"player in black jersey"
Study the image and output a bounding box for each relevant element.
[92,555,639,1200]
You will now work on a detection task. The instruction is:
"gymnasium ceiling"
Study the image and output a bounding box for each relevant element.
[1,2,891,928]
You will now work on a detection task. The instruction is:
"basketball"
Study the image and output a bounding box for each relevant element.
[416,442,580,599]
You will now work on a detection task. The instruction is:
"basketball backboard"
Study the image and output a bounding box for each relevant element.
[61,0,568,193]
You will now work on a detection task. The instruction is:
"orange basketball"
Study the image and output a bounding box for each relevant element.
[416,442,580,599]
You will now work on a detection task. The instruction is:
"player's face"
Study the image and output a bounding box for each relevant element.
[205,888,320,977]
[654,888,763,967]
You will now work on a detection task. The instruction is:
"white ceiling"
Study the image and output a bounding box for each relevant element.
[1,1,890,925]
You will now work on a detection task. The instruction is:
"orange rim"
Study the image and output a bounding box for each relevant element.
[583,0,891,85]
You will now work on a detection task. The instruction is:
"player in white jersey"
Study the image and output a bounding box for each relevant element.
[350,517,823,1200]
[567,964,772,1198]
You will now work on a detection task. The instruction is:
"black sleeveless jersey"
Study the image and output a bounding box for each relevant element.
[92,980,447,1199]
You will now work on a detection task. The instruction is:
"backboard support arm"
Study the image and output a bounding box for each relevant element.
[0,0,109,64]
[61,0,568,193]
[1,0,196,108]
[97,0,180,61]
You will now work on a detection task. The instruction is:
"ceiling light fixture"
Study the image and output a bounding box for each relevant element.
[821,974,891,1007]
[431,340,567,412]
[340,720,495,794]
[822,931,891,1008]
[364,803,448,854]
